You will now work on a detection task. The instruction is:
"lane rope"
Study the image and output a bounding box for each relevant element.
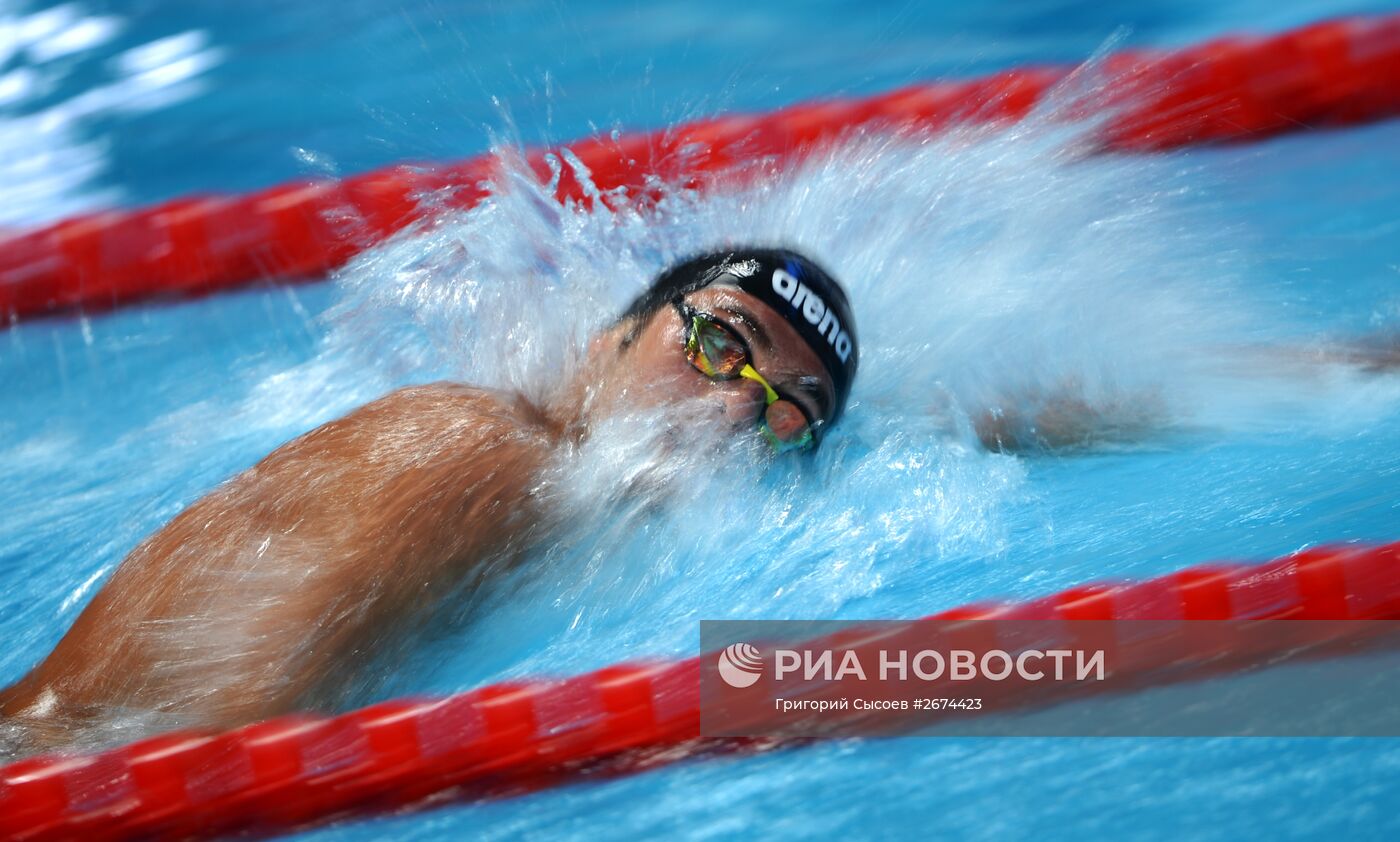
[2,541,1398,840]
[2,13,1399,323]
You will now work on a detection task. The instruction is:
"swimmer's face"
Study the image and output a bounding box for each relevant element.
[591,287,837,447]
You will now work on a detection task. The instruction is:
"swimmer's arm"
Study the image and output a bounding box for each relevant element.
[969,333,1400,453]
[1279,333,1400,373]
[0,383,551,736]
[971,390,1161,453]
[972,398,1094,453]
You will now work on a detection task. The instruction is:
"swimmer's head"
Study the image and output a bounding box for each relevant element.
[589,247,859,451]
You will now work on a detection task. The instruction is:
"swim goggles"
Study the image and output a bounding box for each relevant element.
[673,298,818,453]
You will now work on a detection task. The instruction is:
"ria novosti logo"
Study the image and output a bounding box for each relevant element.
[714,639,1108,689]
[716,642,764,688]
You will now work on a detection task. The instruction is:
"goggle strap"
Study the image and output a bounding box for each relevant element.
[738,364,780,403]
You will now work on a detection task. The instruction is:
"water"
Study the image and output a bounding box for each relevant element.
[4,0,1400,839]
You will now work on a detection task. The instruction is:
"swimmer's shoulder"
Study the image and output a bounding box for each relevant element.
[243,381,552,492]
[371,381,505,416]
[336,381,556,448]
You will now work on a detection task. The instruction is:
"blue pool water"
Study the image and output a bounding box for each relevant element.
[4,0,1400,839]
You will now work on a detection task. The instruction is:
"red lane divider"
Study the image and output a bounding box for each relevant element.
[2,541,1399,840]
[4,14,1400,324]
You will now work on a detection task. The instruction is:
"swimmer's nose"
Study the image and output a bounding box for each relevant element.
[715,378,770,426]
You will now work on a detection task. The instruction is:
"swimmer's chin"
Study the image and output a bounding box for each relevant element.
[555,405,765,500]
[650,404,772,466]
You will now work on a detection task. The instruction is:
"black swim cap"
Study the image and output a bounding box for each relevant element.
[622,248,859,425]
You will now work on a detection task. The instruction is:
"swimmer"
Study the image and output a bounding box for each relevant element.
[0,247,859,753]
